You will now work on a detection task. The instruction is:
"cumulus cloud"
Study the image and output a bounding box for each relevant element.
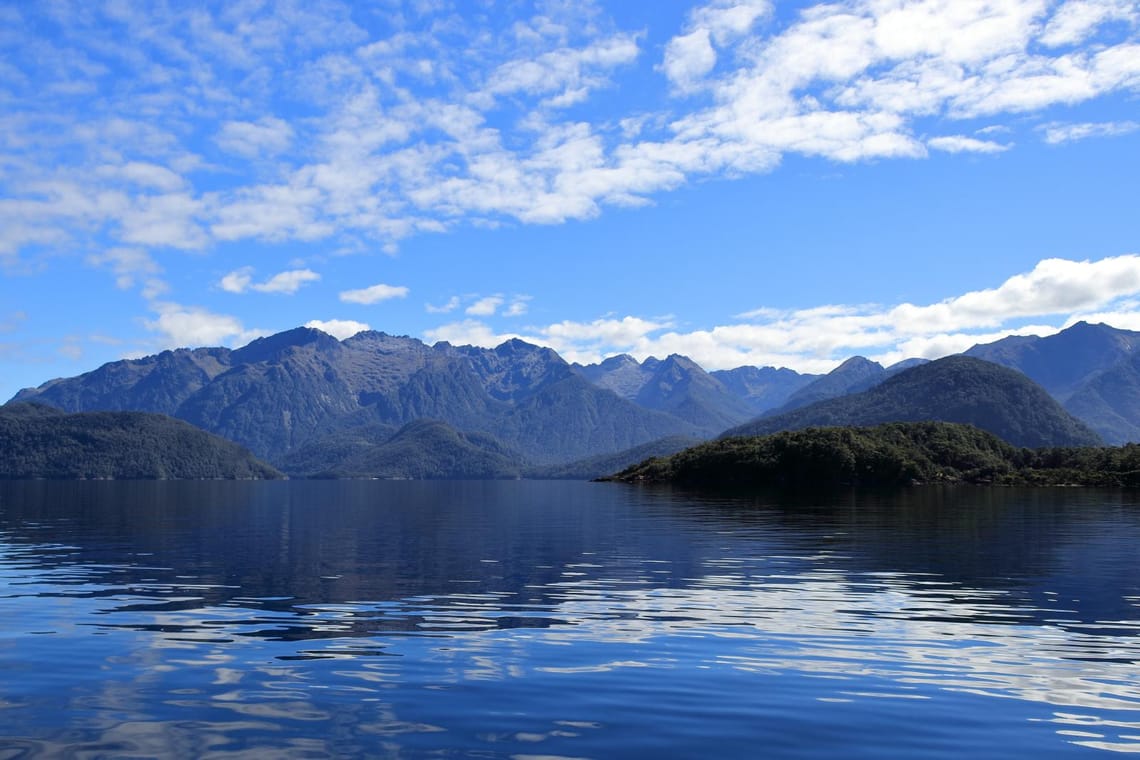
[144,302,267,348]
[304,319,370,339]
[220,267,254,294]
[466,296,505,316]
[220,267,321,295]
[424,255,1140,372]
[339,283,409,304]
[252,269,321,294]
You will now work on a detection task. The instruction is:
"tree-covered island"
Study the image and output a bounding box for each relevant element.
[602,421,1140,488]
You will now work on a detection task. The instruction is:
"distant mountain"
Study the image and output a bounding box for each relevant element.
[530,434,705,480]
[1062,354,1140,445]
[965,321,1140,401]
[283,419,523,479]
[768,356,887,414]
[605,421,1139,488]
[0,403,281,479]
[14,328,701,467]
[724,355,1102,448]
[964,322,1140,444]
[708,366,817,414]
[574,353,755,433]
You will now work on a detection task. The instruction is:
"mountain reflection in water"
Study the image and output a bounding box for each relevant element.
[1,480,1138,758]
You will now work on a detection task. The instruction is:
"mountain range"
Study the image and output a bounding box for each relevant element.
[9,320,1140,478]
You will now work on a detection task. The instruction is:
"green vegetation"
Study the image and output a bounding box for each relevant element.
[604,421,1140,488]
[282,419,523,479]
[726,355,1102,448]
[0,403,282,480]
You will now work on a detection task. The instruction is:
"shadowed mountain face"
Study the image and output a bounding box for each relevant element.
[724,355,1103,449]
[0,403,281,480]
[14,328,702,468]
[574,354,760,433]
[965,322,1140,444]
[708,365,818,414]
[966,321,1140,401]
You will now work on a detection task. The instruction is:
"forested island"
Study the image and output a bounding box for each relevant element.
[0,403,282,480]
[603,422,1140,488]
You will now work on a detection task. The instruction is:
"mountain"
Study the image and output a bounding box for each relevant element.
[708,365,817,414]
[604,421,1140,488]
[768,356,888,414]
[574,353,755,433]
[14,328,701,467]
[530,434,705,480]
[965,321,1140,401]
[1062,354,1140,445]
[0,403,281,479]
[723,355,1102,448]
[283,419,523,479]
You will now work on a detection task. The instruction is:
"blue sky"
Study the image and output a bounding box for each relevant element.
[2,0,1139,402]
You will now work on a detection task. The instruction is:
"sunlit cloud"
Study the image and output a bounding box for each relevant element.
[0,0,1136,260]
[220,268,321,295]
[426,255,1140,371]
[339,283,410,304]
[304,319,371,339]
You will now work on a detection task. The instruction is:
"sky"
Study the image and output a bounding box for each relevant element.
[1,0,1139,402]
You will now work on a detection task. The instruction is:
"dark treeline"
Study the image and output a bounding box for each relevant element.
[605,421,1140,488]
[0,403,281,480]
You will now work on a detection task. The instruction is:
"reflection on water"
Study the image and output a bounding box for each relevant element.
[1,481,1139,758]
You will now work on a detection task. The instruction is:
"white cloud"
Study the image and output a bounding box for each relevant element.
[927,135,1011,153]
[216,117,295,158]
[339,282,409,304]
[1040,0,1138,47]
[220,267,320,295]
[304,319,370,339]
[220,267,254,293]
[2,0,1139,261]
[466,296,504,316]
[88,247,167,295]
[426,296,461,314]
[504,295,531,317]
[251,268,321,294]
[423,254,1140,372]
[1040,120,1140,144]
[663,29,717,89]
[144,302,267,348]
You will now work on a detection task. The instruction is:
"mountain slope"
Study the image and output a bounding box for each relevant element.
[724,355,1102,448]
[292,419,523,479]
[13,328,701,467]
[769,356,887,414]
[1063,354,1140,444]
[0,403,281,479]
[965,321,1140,401]
[709,365,817,414]
[575,353,755,433]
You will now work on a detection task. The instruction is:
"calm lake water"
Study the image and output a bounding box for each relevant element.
[1,481,1139,758]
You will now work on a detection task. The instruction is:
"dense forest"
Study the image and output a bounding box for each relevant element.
[0,403,281,480]
[605,421,1140,488]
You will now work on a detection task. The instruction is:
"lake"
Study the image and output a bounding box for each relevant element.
[1,481,1139,758]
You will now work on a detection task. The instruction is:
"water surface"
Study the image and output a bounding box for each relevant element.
[1,481,1139,758]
